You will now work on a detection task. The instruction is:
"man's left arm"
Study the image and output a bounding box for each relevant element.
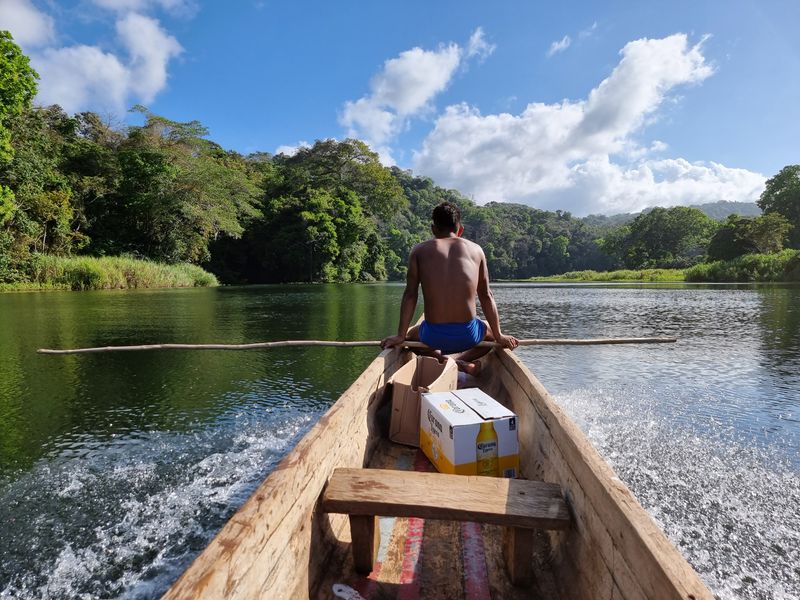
[476,249,519,350]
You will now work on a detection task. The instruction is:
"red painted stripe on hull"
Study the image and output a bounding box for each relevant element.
[461,522,491,600]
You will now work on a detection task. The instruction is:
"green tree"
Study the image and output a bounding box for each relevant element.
[758,165,800,248]
[0,31,38,162]
[86,108,261,263]
[708,213,791,261]
[603,206,718,268]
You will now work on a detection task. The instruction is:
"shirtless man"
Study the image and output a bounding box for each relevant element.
[381,202,519,373]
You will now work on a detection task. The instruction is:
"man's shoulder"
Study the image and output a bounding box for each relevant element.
[462,238,485,256]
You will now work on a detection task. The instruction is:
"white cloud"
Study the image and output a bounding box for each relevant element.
[90,0,196,15]
[413,34,765,215]
[467,27,495,61]
[16,7,183,115]
[0,0,55,47]
[547,35,571,57]
[116,13,182,102]
[275,141,311,156]
[340,28,494,160]
[33,45,130,112]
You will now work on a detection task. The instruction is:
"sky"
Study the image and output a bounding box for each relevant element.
[1,0,798,216]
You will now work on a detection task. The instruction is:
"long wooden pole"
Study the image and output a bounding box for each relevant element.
[37,337,677,355]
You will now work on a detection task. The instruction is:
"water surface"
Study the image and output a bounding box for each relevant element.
[0,283,798,599]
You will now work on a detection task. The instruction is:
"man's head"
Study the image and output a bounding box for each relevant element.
[431,202,463,237]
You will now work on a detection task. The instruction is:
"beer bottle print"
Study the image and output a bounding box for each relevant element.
[475,421,499,476]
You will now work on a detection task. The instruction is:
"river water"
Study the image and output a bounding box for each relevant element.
[0,284,798,599]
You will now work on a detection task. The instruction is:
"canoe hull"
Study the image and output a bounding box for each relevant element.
[164,348,713,599]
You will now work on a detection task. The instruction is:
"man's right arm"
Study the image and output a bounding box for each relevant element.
[476,248,518,350]
[382,248,420,348]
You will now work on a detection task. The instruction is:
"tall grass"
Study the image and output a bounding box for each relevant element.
[685,249,800,282]
[2,254,218,291]
[526,268,686,282]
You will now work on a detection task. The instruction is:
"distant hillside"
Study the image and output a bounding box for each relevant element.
[688,201,761,220]
[582,201,761,228]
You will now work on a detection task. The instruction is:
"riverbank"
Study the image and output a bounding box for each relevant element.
[524,250,800,283]
[525,268,686,283]
[0,255,218,292]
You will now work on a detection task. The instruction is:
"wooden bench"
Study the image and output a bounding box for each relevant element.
[321,468,571,586]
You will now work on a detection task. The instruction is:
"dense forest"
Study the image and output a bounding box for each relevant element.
[2,32,799,286]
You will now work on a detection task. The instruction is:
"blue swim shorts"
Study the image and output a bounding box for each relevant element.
[419,319,487,354]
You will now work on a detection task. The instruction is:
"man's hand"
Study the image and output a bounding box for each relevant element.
[496,334,519,350]
[381,334,406,349]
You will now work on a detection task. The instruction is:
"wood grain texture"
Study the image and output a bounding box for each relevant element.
[493,349,714,600]
[503,526,534,587]
[162,348,409,600]
[349,515,379,575]
[322,468,571,530]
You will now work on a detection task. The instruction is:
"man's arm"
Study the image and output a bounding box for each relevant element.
[476,248,518,350]
[381,248,420,348]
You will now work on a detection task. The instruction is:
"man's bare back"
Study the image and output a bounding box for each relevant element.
[412,237,482,323]
[381,202,518,371]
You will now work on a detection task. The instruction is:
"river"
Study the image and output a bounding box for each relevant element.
[0,283,798,599]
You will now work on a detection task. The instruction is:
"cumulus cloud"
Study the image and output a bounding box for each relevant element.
[2,0,184,115]
[413,34,764,215]
[116,13,182,101]
[547,35,571,57]
[340,27,493,164]
[0,0,55,47]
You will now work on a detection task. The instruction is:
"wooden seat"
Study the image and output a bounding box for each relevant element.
[321,468,571,586]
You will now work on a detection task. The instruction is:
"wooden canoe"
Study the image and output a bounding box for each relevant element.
[163,346,714,599]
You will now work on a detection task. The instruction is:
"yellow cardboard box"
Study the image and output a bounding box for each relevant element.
[420,388,519,478]
[388,355,458,447]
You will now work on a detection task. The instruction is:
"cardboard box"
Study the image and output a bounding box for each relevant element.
[420,388,519,478]
[388,355,458,447]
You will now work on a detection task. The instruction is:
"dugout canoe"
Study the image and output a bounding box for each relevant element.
[163,346,714,599]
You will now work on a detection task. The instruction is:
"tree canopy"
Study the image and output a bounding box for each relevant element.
[758,165,800,248]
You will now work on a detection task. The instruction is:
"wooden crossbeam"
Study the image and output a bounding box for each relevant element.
[321,468,570,585]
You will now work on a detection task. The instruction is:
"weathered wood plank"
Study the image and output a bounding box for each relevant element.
[495,349,714,600]
[322,468,571,530]
[349,515,379,574]
[503,526,534,586]
[162,349,408,600]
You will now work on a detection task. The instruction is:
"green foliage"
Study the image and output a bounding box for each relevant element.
[0,31,39,163]
[22,254,217,290]
[527,268,686,282]
[685,249,800,282]
[601,206,718,269]
[758,165,800,248]
[708,213,791,261]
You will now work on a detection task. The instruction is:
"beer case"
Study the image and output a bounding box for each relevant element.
[419,388,519,477]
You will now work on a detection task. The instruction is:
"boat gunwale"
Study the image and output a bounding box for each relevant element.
[494,348,713,600]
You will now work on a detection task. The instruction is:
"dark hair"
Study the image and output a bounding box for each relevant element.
[432,202,461,232]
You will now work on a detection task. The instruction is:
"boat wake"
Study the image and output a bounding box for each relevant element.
[0,407,316,600]
[556,386,800,600]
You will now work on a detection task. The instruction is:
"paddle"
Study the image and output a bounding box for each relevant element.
[37,337,677,355]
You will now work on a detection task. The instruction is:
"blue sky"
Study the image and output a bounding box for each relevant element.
[1,0,798,215]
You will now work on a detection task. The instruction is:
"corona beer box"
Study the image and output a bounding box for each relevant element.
[387,355,458,447]
[420,388,519,478]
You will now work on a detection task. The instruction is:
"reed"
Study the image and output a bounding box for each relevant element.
[525,268,686,282]
[685,249,800,282]
[3,254,219,291]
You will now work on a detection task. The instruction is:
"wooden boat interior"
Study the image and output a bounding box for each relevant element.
[163,346,712,600]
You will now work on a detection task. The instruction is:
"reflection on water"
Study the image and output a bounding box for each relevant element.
[0,283,798,599]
